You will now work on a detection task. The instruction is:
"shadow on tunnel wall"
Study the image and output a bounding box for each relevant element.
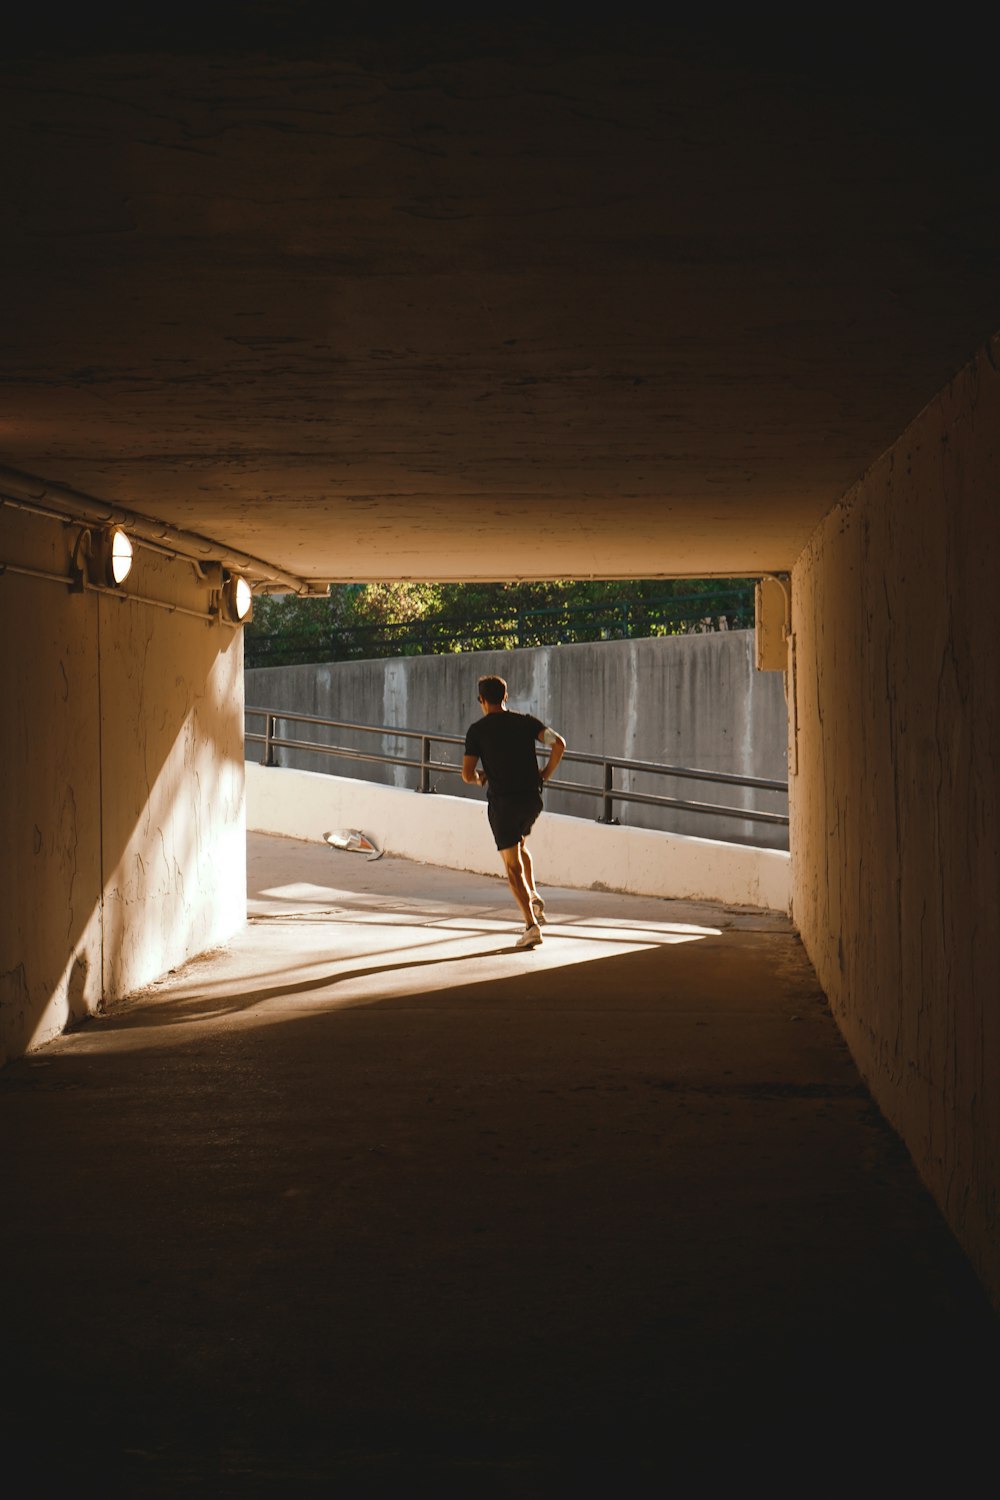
[789,335,1000,1310]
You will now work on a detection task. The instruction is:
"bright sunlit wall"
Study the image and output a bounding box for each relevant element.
[0,506,247,1063]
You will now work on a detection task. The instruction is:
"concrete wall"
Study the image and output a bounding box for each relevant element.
[246,630,789,849]
[790,337,1000,1306]
[1,505,247,1064]
[247,763,791,913]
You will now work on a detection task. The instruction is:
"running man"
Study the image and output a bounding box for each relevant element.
[462,675,566,949]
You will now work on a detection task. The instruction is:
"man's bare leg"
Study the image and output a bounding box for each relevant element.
[500,845,535,927]
[520,840,541,906]
[520,840,546,923]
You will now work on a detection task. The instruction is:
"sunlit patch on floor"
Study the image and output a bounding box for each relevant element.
[71,907,721,1050]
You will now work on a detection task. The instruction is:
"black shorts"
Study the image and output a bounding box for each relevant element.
[488,791,543,852]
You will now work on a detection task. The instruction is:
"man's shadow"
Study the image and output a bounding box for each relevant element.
[95,935,520,1031]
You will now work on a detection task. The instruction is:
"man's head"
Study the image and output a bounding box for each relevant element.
[477,675,507,709]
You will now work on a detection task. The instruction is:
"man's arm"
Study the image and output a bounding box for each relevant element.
[538,726,566,784]
[462,754,487,787]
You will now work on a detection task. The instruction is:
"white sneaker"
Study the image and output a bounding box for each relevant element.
[515,923,543,950]
[531,896,547,925]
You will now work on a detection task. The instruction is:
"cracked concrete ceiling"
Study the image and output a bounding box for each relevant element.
[3,8,998,586]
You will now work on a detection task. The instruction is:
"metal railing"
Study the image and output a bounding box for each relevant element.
[245,707,789,832]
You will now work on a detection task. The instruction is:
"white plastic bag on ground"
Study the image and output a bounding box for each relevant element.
[323,829,383,860]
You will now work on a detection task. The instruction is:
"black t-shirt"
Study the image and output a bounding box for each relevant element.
[465,710,544,799]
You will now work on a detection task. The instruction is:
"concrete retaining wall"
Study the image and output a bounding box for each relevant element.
[790,337,1000,1307]
[246,630,788,849]
[246,762,791,913]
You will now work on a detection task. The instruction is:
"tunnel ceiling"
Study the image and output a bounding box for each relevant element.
[2,9,999,587]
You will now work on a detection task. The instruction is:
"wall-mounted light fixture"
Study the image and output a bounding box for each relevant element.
[71,524,134,591]
[192,560,225,590]
[198,561,254,625]
[97,525,134,587]
[221,571,253,624]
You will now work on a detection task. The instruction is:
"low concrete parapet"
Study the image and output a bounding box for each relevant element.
[247,762,790,913]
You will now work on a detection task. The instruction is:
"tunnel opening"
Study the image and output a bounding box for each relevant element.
[242,575,790,856]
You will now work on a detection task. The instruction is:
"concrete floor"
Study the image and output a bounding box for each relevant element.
[2,833,997,1494]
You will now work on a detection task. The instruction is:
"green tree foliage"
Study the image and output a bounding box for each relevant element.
[245,579,755,667]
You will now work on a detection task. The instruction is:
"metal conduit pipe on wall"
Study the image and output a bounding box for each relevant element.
[0,465,318,596]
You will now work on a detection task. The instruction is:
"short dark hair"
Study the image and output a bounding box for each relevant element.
[478,675,507,705]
